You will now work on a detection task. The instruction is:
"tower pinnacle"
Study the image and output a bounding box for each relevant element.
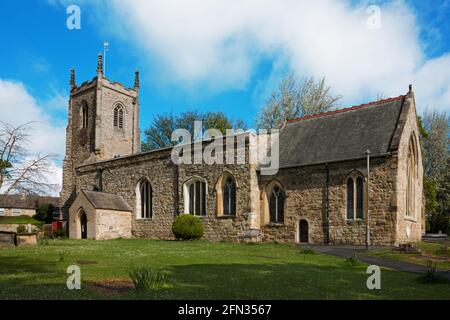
[70,67,76,89]
[134,69,140,90]
[97,53,103,75]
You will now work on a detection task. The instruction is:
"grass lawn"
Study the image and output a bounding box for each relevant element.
[0,216,43,227]
[0,239,449,300]
[367,241,450,270]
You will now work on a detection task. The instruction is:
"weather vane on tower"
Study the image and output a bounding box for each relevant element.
[103,41,109,76]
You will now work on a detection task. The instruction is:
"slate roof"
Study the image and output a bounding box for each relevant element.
[81,190,132,212]
[0,195,60,209]
[278,96,406,168]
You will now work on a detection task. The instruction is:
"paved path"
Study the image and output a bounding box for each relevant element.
[310,245,450,280]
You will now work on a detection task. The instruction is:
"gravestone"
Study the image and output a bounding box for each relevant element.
[0,231,16,247]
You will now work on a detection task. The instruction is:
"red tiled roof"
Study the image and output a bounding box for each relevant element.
[286,95,405,124]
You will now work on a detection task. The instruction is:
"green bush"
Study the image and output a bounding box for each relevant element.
[16,225,27,234]
[436,245,449,256]
[425,220,431,233]
[33,204,55,224]
[172,214,204,240]
[128,267,168,291]
[54,229,68,239]
[345,253,361,267]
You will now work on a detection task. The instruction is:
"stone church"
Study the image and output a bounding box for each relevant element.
[62,55,424,245]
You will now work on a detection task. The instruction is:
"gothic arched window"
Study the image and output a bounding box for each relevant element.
[114,105,124,129]
[269,185,285,223]
[347,175,364,220]
[406,136,417,218]
[185,178,207,216]
[347,178,354,219]
[223,176,236,216]
[356,177,364,220]
[137,179,152,219]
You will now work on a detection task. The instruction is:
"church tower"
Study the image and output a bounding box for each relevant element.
[60,54,141,213]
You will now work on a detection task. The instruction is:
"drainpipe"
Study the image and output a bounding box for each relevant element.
[96,168,103,192]
[174,164,179,216]
[325,164,330,244]
[365,149,371,250]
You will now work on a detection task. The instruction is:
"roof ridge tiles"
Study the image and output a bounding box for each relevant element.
[286,95,405,124]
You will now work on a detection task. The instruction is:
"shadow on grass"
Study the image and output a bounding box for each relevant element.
[1,254,449,300]
[125,263,449,300]
[0,256,58,275]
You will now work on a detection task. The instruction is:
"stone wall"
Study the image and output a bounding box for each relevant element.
[76,148,178,240]
[0,224,40,233]
[75,135,257,242]
[96,209,131,240]
[61,79,98,213]
[98,78,140,160]
[259,156,399,245]
[394,95,423,244]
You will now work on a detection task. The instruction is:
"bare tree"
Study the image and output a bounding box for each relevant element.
[256,73,342,130]
[0,121,58,197]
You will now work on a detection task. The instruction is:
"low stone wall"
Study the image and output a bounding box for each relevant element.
[17,234,38,246]
[0,224,40,233]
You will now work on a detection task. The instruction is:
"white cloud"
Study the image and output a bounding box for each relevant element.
[0,79,65,195]
[52,0,450,112]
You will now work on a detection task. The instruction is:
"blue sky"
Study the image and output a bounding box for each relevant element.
[0,0,449,188]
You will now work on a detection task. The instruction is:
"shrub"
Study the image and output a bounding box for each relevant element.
[299,246,316,255]
[417,260,448,284]
[172,214,204,240]
[54,229,68,239]
[436,245,449,256]
[16,225,27,234]
[425,220,431,233]
[128,267,168,291]
[345,253,360,266]
[33,204,55,224]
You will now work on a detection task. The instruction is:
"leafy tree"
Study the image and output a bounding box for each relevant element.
[256,73,342,129]
[419,111,449,233]
[33,204,56,224]
[142,111,247,152]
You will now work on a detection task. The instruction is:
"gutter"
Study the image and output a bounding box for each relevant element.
[261,151,395,171]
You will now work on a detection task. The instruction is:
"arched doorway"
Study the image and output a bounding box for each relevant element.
[299,220,308,243]
[80,211,87,239]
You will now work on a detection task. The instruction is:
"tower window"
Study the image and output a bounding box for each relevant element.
[82,103,88,128]
[114,105,124,129]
